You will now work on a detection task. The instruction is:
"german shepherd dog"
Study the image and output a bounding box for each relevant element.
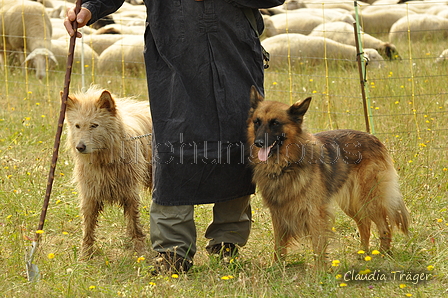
[247,86,410,266]
[65,86,152,258]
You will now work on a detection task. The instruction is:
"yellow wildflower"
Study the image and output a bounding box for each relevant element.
[359,269,371,275]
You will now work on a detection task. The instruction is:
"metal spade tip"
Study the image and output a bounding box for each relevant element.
[25,241,41,282]
[26,262,40,282]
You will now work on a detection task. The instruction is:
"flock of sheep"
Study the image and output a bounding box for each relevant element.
[1,0,448,80]
[261,0,448,69]
[0,0,146,80]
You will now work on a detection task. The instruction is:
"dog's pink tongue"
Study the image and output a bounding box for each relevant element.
[258,147,271,162]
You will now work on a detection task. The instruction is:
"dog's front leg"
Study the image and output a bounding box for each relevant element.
[310,229,329,269]
[123,194,147,255]
[274,237,288,263]
[272,222,289,263]
[80,198,103,259]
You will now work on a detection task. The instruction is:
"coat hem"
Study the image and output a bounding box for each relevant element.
[151,190,255,206]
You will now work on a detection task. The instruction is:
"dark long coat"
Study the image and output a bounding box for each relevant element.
[83,0,285,205]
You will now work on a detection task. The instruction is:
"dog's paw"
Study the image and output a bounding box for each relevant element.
[133,237,148,256]
[79,244,100,261]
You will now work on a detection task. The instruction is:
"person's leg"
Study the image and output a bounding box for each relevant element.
[205,195,252,255]
[150,202,196,272]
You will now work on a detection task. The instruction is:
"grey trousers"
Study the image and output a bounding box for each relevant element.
[150,195,252,261]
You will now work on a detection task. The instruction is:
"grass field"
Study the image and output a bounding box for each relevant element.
[0,32,447,297]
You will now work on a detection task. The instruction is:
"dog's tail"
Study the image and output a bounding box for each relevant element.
[390,195,410,235]
[383,168,410,235]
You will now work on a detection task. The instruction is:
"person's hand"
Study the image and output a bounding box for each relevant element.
[64,6,92,38]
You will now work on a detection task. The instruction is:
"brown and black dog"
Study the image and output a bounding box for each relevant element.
[247,86,410,266]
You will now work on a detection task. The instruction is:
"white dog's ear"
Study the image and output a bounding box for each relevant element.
[96,90,116,114]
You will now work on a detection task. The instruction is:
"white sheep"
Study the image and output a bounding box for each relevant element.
[266,0,306,15]
[269,9,356,36]
[261,33,384,70]
[94,23,145,35]
[97,35,144,74]
[389,14,448,42]
[51,17,96,40]
[298,8,356,22]
[0,0,57,80]
[303,1,356,12]
[309,21,401,60]
[80,34,125,55]
[270,12,328,35]
[437,8,448,19]
[435,48,448,63]
[393,1,448,14]
[355,7,417,34]
[260,15,277,40]
[51,39,99,72]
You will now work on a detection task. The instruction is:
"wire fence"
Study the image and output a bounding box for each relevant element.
[0,0,447,162]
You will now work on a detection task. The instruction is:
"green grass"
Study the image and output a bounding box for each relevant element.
[0,35,447,297]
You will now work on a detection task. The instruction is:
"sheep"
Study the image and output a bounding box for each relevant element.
[355,8,417,34]
[435,48,448,63]
[270,12,329,35]
[81,34,125,55]
[298,8,356,22]
[260,15,277,40]
[278,13,324,35]
[302,1,356,12]
[269,10,355,36]
[112,10,147,26]
[94,24,145,35]
[283,0,307,11]
[97,35,144,74]
[437,9,448,19]
[261,33,385,70]
[309,21,401,60]
[51,18,96,40]
[265,0,307,15]
[0,0,57,80]
[389,14,448,42]
[395,1,448,14]
[51,39,99,72]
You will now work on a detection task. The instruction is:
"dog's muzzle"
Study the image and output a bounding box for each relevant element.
[76,142,87,153]
[254,135,285,162]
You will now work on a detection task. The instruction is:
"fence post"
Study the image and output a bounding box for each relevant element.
[353,1,375,134]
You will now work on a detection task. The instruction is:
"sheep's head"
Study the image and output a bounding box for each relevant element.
[378,43,402,60]
[24,48,58,80]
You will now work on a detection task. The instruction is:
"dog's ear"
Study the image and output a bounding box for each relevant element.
[96,90,116,115]
[249,85,264,111]
[288,97,312,123]
[64,91,77,111]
